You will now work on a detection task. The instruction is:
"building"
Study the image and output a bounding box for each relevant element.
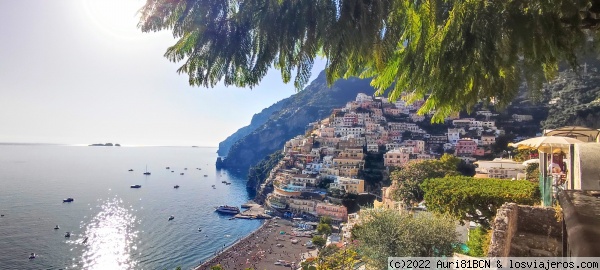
[331,177,365,194]
[455,139,477,156]
[384,148,411,167]
[481,135,496,146]
[316,202,348,222]
[473,158,526,179]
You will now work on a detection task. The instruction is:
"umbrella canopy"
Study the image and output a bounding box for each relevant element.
[544,126,600,142]
[510,136,583,153]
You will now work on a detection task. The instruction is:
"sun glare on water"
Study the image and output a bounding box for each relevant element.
[79,198,139,269]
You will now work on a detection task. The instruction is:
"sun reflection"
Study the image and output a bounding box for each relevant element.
[80,198,138,269]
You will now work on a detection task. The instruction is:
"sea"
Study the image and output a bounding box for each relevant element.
[0,144,262,270]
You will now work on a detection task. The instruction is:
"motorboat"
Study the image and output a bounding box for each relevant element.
[204,175,208,177]
[214,205,240,215]
[63,198,74,203]
[225,182,231,185]
[171,171,174,172]
[65,232,71,238]
[168,215,175,221]
[29,253,36,259]
[128,169,134,171]
[222,180,227,183]
[184,168,188,170]
[54,225,60,230]
[198,228,202,232]
[180,173,184,175]
[174,185,180,189]
[166,167,170,169]
[130,185,142,188]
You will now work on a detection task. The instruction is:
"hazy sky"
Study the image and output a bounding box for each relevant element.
[0,0,326,146]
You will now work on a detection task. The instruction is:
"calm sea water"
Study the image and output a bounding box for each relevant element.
[0,145,261,270]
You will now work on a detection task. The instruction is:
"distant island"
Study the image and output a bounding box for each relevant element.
[88,143,120,147]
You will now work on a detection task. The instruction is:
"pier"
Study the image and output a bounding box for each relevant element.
[234,201,272,219]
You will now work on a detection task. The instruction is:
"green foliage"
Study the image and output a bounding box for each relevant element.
[390,154,462,206]
[302,246,359,270]
[319,216,332,225]
[210,265,224,270]
[247,150,283,186]
[317,222,332,237]
[421,176,541,228]
[465,227,492,257]
[311,235,326,249]
[139,0,595,120]
[526,163,541,183]
[352,209,458,270]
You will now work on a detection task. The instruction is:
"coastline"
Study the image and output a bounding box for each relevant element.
[194,218,316,270]
[194,219,269,269]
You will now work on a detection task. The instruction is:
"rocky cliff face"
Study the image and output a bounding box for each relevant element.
[217,100,287,156]
[218,71,376,171]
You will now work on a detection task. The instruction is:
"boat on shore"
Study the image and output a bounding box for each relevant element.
[215,205,240,214]
[63,198,74,203]
[130,185,141,188]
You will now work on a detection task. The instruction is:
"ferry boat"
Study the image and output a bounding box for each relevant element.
[214,205,240,214]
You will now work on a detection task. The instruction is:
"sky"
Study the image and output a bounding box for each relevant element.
[0,0,326,147]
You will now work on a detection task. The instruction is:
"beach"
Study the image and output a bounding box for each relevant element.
[195,219,317,270]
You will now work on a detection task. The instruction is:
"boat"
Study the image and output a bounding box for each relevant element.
[130,185,142,188]
[128,169,134,171]
[54,225,60,230]
[29,253,36,259]
[204,175,208,177]
[168,215,175,221]
[225,182,231,185]
[166,167,170,169]
[174,185,180,189]
[82,237,88,244]
[180,173,184,175]
[184,168,188,170]
[143,165,151,175]
[215,205,240,214]
[63,198,74,203]
[65,232,71,238]
[198,228,202,232]
[222,180,227,183]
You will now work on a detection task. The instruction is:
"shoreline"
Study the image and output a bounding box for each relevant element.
[194,219,269,269]
[194,218,316,270]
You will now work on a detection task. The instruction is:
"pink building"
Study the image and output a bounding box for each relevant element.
[316,203,348,221]
[384,148,411,167]
[455,139,477,156]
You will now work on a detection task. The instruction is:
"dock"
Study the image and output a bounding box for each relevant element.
[234,201,272,219]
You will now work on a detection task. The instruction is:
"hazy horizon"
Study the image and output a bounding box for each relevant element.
[0,0,326,147]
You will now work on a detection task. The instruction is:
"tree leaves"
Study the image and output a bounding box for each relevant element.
[139,0,596,120]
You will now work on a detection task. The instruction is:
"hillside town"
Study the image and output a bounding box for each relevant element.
[259,93,535,228]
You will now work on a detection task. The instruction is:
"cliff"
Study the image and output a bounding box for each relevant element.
[218,71,376,171]
[217,100,287,156]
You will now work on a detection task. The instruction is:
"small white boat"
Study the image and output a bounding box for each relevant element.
[65,232,71,238]
[54,225,60,230]
[29,253,36,259]
[168,215,175,221]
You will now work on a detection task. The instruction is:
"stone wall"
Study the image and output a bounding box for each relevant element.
[488,203,561,257]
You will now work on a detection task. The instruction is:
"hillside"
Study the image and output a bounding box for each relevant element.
[218,71,377,171]
[217,100,287,156]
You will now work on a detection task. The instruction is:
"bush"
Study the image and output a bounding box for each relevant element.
[421,176,540,228]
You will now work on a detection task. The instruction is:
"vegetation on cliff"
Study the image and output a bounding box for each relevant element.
[247,150,283,189]
[217,100,287,156]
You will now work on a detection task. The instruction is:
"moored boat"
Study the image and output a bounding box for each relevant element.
[174,185,180,189]
[168,215,175,221]
[215,205,240,214]
[130,185,141,188]
[63,198,74,203]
